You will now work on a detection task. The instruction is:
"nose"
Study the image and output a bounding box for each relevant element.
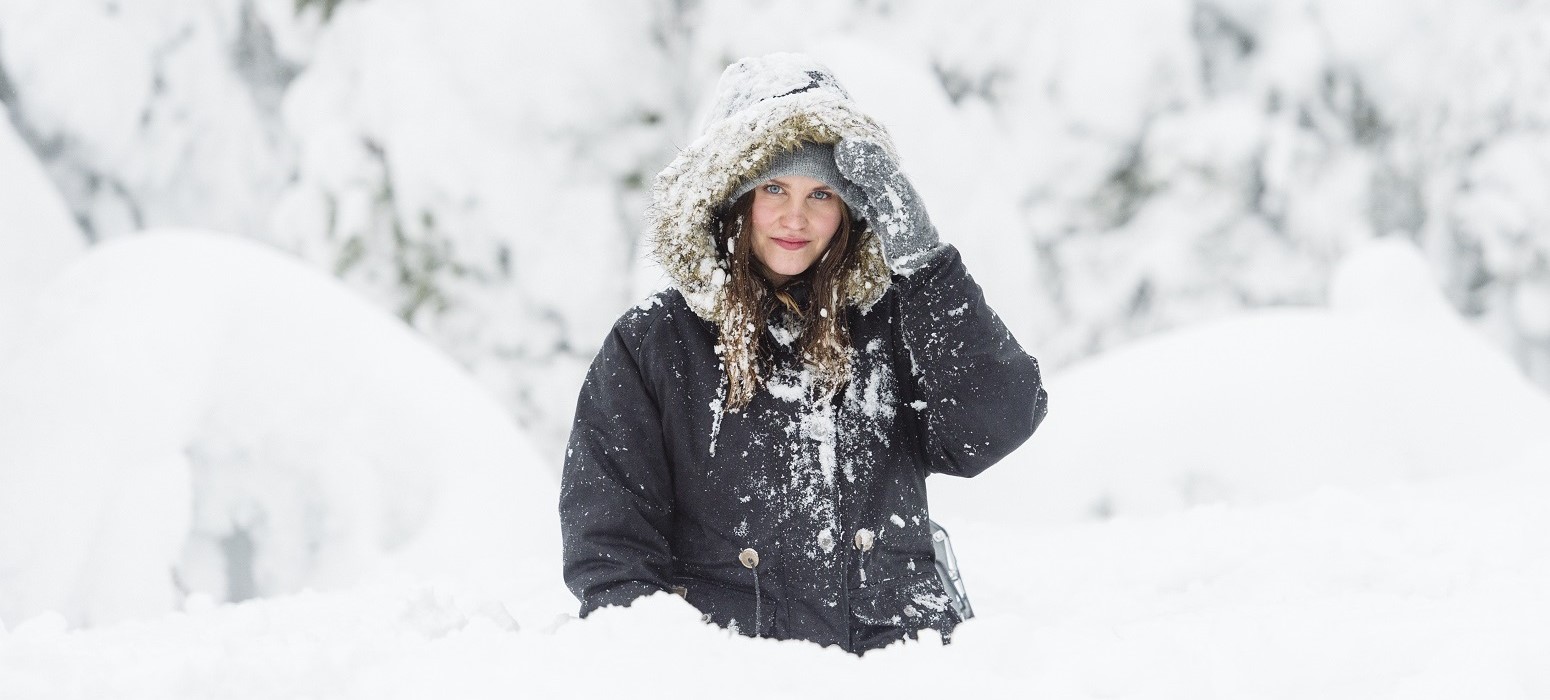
[778,198,808,230]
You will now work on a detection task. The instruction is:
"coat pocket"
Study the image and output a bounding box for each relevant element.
[671,574,776,638]
[848,570,960,650]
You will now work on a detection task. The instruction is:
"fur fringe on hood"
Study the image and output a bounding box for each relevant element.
[647,53,898,323]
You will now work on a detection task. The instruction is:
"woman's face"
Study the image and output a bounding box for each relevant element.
[747,176,843,286]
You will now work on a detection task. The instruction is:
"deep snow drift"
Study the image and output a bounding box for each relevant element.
[0,232,559,628]
[930,238,1550,526]
[1,235,1547,697]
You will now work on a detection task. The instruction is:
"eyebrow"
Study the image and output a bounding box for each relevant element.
[767,177,834,192]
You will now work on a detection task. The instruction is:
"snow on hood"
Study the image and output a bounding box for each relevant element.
[647,53,896,322]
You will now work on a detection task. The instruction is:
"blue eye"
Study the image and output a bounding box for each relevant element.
[762,183,784,195]
[810,190,832,200]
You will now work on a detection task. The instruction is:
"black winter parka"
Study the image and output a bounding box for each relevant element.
[560,245,1048,654]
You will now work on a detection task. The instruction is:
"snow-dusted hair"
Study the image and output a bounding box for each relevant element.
[713,191,863,410]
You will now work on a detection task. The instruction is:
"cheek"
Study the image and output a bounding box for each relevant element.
[813,210,842,247]
[748,199,779,235]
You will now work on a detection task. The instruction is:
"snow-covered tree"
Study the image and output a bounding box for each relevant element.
[3,0,1548,460]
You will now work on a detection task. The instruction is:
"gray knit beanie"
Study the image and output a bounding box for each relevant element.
[728,142,864,212]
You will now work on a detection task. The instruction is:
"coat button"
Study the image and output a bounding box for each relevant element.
[853,528,875,552]
[739,548,760,568]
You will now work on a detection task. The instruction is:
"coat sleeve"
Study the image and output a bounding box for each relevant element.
[892,245,1049,478]
[560,322,675,616]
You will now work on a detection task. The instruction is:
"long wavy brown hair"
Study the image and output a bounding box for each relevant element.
[712,191,864,411]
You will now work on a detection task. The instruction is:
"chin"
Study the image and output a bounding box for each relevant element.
[766,257,817,278]
[770,262,812,277]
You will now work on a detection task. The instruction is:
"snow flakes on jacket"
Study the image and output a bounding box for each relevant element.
[646,53,895,322]
[563,53,1049,656]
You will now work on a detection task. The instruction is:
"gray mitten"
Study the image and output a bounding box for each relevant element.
[834,138,945,273]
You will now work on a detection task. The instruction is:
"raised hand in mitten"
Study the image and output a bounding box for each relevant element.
[834,138,946,273]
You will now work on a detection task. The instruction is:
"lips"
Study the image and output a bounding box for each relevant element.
[773,237,808,250]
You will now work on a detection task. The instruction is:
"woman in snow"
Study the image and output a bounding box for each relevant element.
[560,53,1048,655]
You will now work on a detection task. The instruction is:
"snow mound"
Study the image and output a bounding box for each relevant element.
[0,231,558,629]
[1328,235,1452,319]
[932,237,1550,526]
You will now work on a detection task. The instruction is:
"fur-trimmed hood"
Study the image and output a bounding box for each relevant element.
[647,53,898,322]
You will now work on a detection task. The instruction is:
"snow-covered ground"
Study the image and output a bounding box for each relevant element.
[2,233,1546,698]
[4,461,1546,699]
